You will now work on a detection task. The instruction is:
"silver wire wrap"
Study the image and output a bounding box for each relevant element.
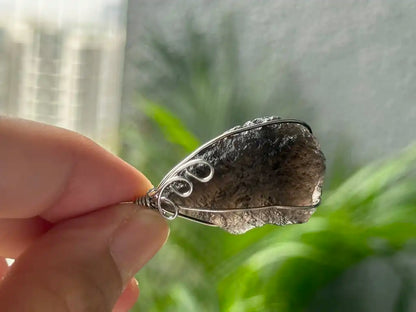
[135,159,214,220]
[134,117,320,228]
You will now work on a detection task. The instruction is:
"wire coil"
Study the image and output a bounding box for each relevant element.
[135,159,214,220]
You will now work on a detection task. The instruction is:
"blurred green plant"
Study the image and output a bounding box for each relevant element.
[122,12,415,312]
[130,143,416,312]
[123,98,416,311]
[143,99,200,153]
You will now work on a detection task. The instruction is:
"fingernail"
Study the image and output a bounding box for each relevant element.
[132,278,139,287]
[110,209,169,284]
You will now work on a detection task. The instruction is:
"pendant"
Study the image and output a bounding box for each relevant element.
[135,116,325,234]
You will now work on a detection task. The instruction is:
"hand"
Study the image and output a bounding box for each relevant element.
[0,118,169,312]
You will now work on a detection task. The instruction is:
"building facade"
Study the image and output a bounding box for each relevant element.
[0,20,124,152]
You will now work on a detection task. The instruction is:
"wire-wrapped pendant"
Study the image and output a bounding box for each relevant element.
[135,116,325,234]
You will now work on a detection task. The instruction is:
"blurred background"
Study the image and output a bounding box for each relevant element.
[1,1,416,311]
[0,0,125,151]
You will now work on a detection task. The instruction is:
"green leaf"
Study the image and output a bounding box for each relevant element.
[141,98,200,153]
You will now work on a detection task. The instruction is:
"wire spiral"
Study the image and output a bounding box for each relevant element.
[135,159,214,220]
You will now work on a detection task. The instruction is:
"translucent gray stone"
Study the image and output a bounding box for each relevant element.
[160,116,326,234]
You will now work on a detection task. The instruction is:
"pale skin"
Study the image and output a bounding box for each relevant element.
[0,117,169,311]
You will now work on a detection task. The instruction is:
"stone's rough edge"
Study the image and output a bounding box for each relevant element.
[225,116,282,133]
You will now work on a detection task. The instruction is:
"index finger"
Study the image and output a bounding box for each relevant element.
[0,117,151,222]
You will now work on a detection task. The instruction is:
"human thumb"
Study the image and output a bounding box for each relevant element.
[0,204,169,312]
